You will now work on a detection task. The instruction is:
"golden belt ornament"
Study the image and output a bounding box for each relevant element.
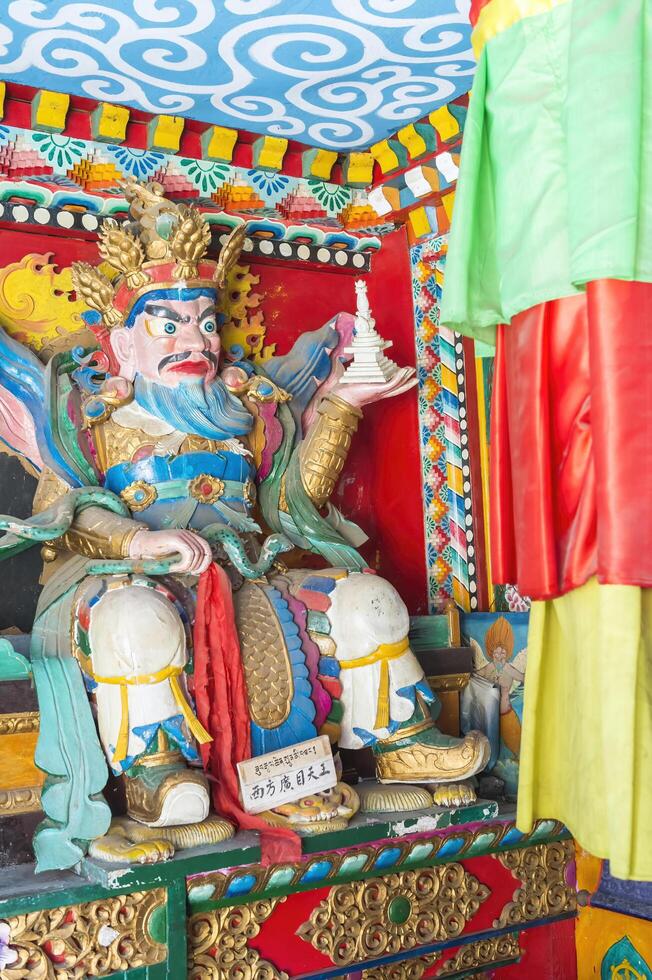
[121,479,158,511]
[87,664,212,765]
[121,474,229,511]
[339,637,410,729]
[188,474,226,504]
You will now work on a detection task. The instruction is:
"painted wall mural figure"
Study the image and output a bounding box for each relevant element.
[462,613,527,798]
[0,181,488,870]
[479,618,525,752]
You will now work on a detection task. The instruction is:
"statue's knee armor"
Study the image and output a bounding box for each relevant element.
[328,573,409,659]
[325,573,428,749]
[83,580,189,768]
[88,580,186,677]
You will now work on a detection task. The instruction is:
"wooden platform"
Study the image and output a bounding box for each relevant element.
[0,802,578,979]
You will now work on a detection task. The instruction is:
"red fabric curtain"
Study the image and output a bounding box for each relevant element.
[469,0,491,26]
[490,279,652,600]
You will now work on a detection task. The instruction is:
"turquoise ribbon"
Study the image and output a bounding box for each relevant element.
[144,476,252,504]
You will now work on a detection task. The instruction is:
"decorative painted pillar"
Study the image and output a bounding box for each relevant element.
[410,237,486,613]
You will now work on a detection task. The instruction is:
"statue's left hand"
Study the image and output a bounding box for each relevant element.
[330,366,417,409]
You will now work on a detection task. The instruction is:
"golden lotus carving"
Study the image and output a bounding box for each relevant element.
[169,204,212,280]
[296,865,490,967]
[71,261,122,327]
[188,899,287,980]
[0,889,166,979]
[98,220,149,290]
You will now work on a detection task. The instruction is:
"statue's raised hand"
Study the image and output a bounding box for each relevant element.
[330,366,417,410]
[128,528,212,574]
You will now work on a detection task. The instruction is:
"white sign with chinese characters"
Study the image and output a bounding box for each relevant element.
[237,735,337,814]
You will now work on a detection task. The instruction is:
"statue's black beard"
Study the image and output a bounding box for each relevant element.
[134,374,253,440]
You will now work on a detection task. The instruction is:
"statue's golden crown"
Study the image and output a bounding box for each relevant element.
[71,178,246,328]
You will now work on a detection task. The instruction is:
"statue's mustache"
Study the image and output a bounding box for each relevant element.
[158,350,218,373]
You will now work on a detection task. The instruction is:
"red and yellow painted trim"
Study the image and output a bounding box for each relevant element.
[471,0,570,57]
[0,80,463,194]
[0,81,466,242]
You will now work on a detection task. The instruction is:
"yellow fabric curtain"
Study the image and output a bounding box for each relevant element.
[517,578,652,880]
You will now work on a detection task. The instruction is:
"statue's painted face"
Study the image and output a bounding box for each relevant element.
[111,290,220,387]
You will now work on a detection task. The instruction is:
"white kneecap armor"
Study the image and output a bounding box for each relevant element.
[87,582,188,768]
[328,573,426,749]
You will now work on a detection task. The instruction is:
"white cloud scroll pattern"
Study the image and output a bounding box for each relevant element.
[0,0,475,149]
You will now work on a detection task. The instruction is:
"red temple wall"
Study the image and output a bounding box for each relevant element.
[0,222,427,612]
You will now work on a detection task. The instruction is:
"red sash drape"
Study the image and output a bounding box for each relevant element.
[193,563,301,864]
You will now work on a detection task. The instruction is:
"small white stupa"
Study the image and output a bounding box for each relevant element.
[340,280,399,384]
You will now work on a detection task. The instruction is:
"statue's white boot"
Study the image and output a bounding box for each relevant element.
[327,572,490,785]
[124,764,210,827]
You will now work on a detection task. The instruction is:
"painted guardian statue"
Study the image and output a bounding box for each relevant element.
[0,181,488,871]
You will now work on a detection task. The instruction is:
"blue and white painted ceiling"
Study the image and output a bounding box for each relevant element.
[0,1,475,149]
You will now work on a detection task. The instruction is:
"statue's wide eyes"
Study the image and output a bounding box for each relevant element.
[202,320,216,334]
[164,322,177,335]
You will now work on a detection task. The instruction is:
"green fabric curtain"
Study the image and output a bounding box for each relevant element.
[441,0,652,340]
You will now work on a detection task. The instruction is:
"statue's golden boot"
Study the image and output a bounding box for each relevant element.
[88,819,175,865]
[88,813,235,864]
[432,783,478,807]
[124,751,210,827]
[373,703,490,785]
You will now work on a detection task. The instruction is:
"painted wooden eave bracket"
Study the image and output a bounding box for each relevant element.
[202,125,239,163]
[359,95,468,243]
[366,148,459,244]
[252,135,289,172]
[149,114,185,154]
[302,147,339,182]
[367,98,466,184]
[91,102,130,143]
[0,83,468,190]
[0,83,347,185]
[31,89,70,133]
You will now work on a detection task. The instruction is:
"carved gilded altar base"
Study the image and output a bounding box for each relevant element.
[0,808,577,979]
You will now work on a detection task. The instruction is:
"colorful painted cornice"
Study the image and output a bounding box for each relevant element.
[0,120,381,268]
[0,83,467,186]
[365,98,466,245]
[0,82,467,245]
[186,816,567,908]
